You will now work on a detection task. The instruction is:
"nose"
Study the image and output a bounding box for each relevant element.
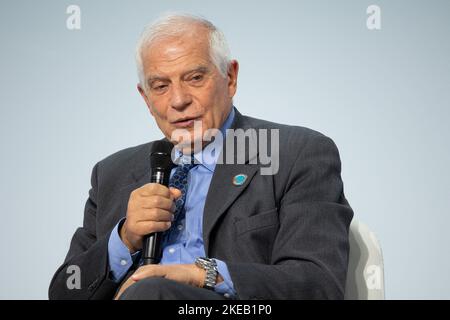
[169,82,192,110]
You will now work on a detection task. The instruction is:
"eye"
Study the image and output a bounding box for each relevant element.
[190,74,204,82]
[152,84,168,92]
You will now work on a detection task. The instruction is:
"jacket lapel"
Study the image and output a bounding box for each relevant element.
[203,110,260,254]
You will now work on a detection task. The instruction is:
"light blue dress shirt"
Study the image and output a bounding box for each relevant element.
[108,107,236,298]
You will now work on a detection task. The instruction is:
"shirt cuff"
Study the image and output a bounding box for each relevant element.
[213,259,237,298]
[107,219,140,282]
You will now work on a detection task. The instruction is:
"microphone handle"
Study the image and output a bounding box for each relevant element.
[142,169,170,265]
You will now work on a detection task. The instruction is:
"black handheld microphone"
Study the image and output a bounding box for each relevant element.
[142,140,174,265]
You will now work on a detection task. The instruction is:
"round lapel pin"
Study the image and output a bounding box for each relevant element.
[232,174,248,186]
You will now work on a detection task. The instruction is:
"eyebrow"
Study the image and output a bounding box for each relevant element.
[146,66,210,85]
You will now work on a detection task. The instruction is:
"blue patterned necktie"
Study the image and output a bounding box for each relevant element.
[168,154,198,228]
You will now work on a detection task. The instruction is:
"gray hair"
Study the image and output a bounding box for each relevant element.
[135,13,232,89]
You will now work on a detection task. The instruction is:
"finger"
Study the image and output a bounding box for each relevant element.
[131,265,154,281]
[141,196,175,211]
[132,265,166,281]
[138,183,171,197]
[169,187,182,200]
[134,220,172,234]
[136,208,174,223]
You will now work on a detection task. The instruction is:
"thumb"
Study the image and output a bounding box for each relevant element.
[169,187,182,200]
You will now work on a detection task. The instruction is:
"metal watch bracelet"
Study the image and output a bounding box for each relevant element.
[195,257,218,290]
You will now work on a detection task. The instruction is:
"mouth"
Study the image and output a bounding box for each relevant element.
[171,116,202,128]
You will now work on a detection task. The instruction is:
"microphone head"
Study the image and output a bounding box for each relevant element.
[149,140,174,171]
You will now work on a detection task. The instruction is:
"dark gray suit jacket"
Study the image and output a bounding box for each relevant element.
[49,109,353,300]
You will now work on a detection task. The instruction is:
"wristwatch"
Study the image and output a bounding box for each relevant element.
[195,257,218,290]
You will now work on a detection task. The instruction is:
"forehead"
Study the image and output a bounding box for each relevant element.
[142,31,212,76]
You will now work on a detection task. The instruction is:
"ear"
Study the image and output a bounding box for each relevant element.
[227,60,239,98]
[137,83,154,116]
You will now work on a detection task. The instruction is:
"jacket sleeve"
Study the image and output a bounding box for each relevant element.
[226,135,354,300]
[48,163,123,300]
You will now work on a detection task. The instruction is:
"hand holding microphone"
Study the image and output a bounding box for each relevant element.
[120,184,181,253]
[119,141,179,263]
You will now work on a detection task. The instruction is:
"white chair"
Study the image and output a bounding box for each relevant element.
[344,219,385,299]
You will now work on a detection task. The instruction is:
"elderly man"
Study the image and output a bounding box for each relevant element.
[49,14,353,300]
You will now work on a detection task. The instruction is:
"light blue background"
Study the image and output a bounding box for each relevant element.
[1,0,449,299]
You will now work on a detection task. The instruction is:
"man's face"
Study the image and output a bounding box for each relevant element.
[138,26,238,152]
